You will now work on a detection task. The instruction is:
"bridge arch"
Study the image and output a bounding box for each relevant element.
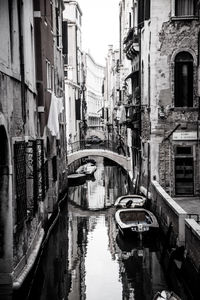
[67,149,133,178]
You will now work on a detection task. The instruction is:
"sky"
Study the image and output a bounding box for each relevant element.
[78,0,120,66]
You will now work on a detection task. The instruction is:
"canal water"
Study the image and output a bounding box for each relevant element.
[25,158,188,300]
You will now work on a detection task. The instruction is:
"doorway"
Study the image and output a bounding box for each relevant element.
[175,146,194,195]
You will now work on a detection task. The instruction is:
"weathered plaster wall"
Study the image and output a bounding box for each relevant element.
[140,0,200,194]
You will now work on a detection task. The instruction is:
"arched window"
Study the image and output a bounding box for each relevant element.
[174,52,193,107]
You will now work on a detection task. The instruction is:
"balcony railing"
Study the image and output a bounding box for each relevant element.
[123,28,139,60]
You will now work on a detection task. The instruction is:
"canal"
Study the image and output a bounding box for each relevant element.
[21,158,189,300]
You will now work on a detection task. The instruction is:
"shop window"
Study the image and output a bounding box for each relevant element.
[175,0,196,17]
[174,52,193,107]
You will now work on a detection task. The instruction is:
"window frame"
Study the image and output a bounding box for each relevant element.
[46,59,52,91]
[174,0,197,18]
[174,51,194,108]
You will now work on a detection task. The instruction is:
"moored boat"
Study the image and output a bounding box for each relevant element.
[76,162,97,175]
[115,208,159,237]
[114,194,146,208]
[68,173,86,186]
[153,290,181,300]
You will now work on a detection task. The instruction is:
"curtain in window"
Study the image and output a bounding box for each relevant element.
[174,52,193,107]
[176,0,194,16]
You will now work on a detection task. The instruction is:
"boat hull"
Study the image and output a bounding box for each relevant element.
[76,163,97,176]
[68,174,86,186]
[114,194,146,209]
[153,290,181,300]
[115,208,159,238]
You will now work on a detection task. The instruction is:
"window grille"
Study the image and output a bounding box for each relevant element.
[14,139,48,229]
[36,139,45,201]
[26,140,38,214]
[14,141,27,227]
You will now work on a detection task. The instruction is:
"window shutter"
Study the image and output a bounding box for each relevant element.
[76,98,81,120]
[62,21,68,65]
[138,0,144,28]
[145,0,150,20]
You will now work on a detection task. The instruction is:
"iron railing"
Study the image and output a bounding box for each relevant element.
[14,141,27,227]
[67,140,130,157]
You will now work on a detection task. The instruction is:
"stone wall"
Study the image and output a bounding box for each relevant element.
[185,219,200,271]
[151,180,187,246]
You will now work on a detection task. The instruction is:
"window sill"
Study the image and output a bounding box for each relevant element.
[173,107,197,112]
[171,16,199,21]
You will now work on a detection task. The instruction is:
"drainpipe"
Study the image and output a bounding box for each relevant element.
[136,25,142,194]
[17,0,26,124]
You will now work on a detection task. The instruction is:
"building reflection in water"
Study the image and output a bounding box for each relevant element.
[67,158,168,300]
[25,158,171,300]
[24,202,69,300]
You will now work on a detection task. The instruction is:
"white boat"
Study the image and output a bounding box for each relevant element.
[114,194,146,208]
[153,290,181,300]
[115,208,159,236]
[76,162,97,175]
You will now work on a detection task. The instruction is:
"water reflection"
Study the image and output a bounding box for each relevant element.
[116,234,167,300]
[23,202,69,300]
[67,158,168,300]
[68,159,129,210]
[26,158,176,300]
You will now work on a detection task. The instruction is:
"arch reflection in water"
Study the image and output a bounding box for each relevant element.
[68,158,130,211]
[67,159,168,300]
[25,158,178,300]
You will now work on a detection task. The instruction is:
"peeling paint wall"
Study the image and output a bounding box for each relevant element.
[140,0,200,196]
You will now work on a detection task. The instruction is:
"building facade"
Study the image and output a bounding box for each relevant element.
[138,0,200,197]
[84,52,105,139]
[0,1,66,297]
[104,46,120,143]
[120,0,200,197]
[63,0,86,145]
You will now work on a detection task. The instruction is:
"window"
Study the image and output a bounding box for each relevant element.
[52,66,54,92]
[52,156,57,182]
[56,7,59,47]
[46,60,52,91]
[129,12,132,28]
[138,0,151,28]
[8,0,13,62]
[175,0,196,16]
[174,52,193,107]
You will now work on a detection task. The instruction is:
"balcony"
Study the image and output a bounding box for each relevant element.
[123,28,139,60]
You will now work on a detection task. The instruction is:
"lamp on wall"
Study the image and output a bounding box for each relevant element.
[158,106,165,119]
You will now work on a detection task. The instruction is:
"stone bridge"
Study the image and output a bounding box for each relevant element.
[67,148,133,178]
